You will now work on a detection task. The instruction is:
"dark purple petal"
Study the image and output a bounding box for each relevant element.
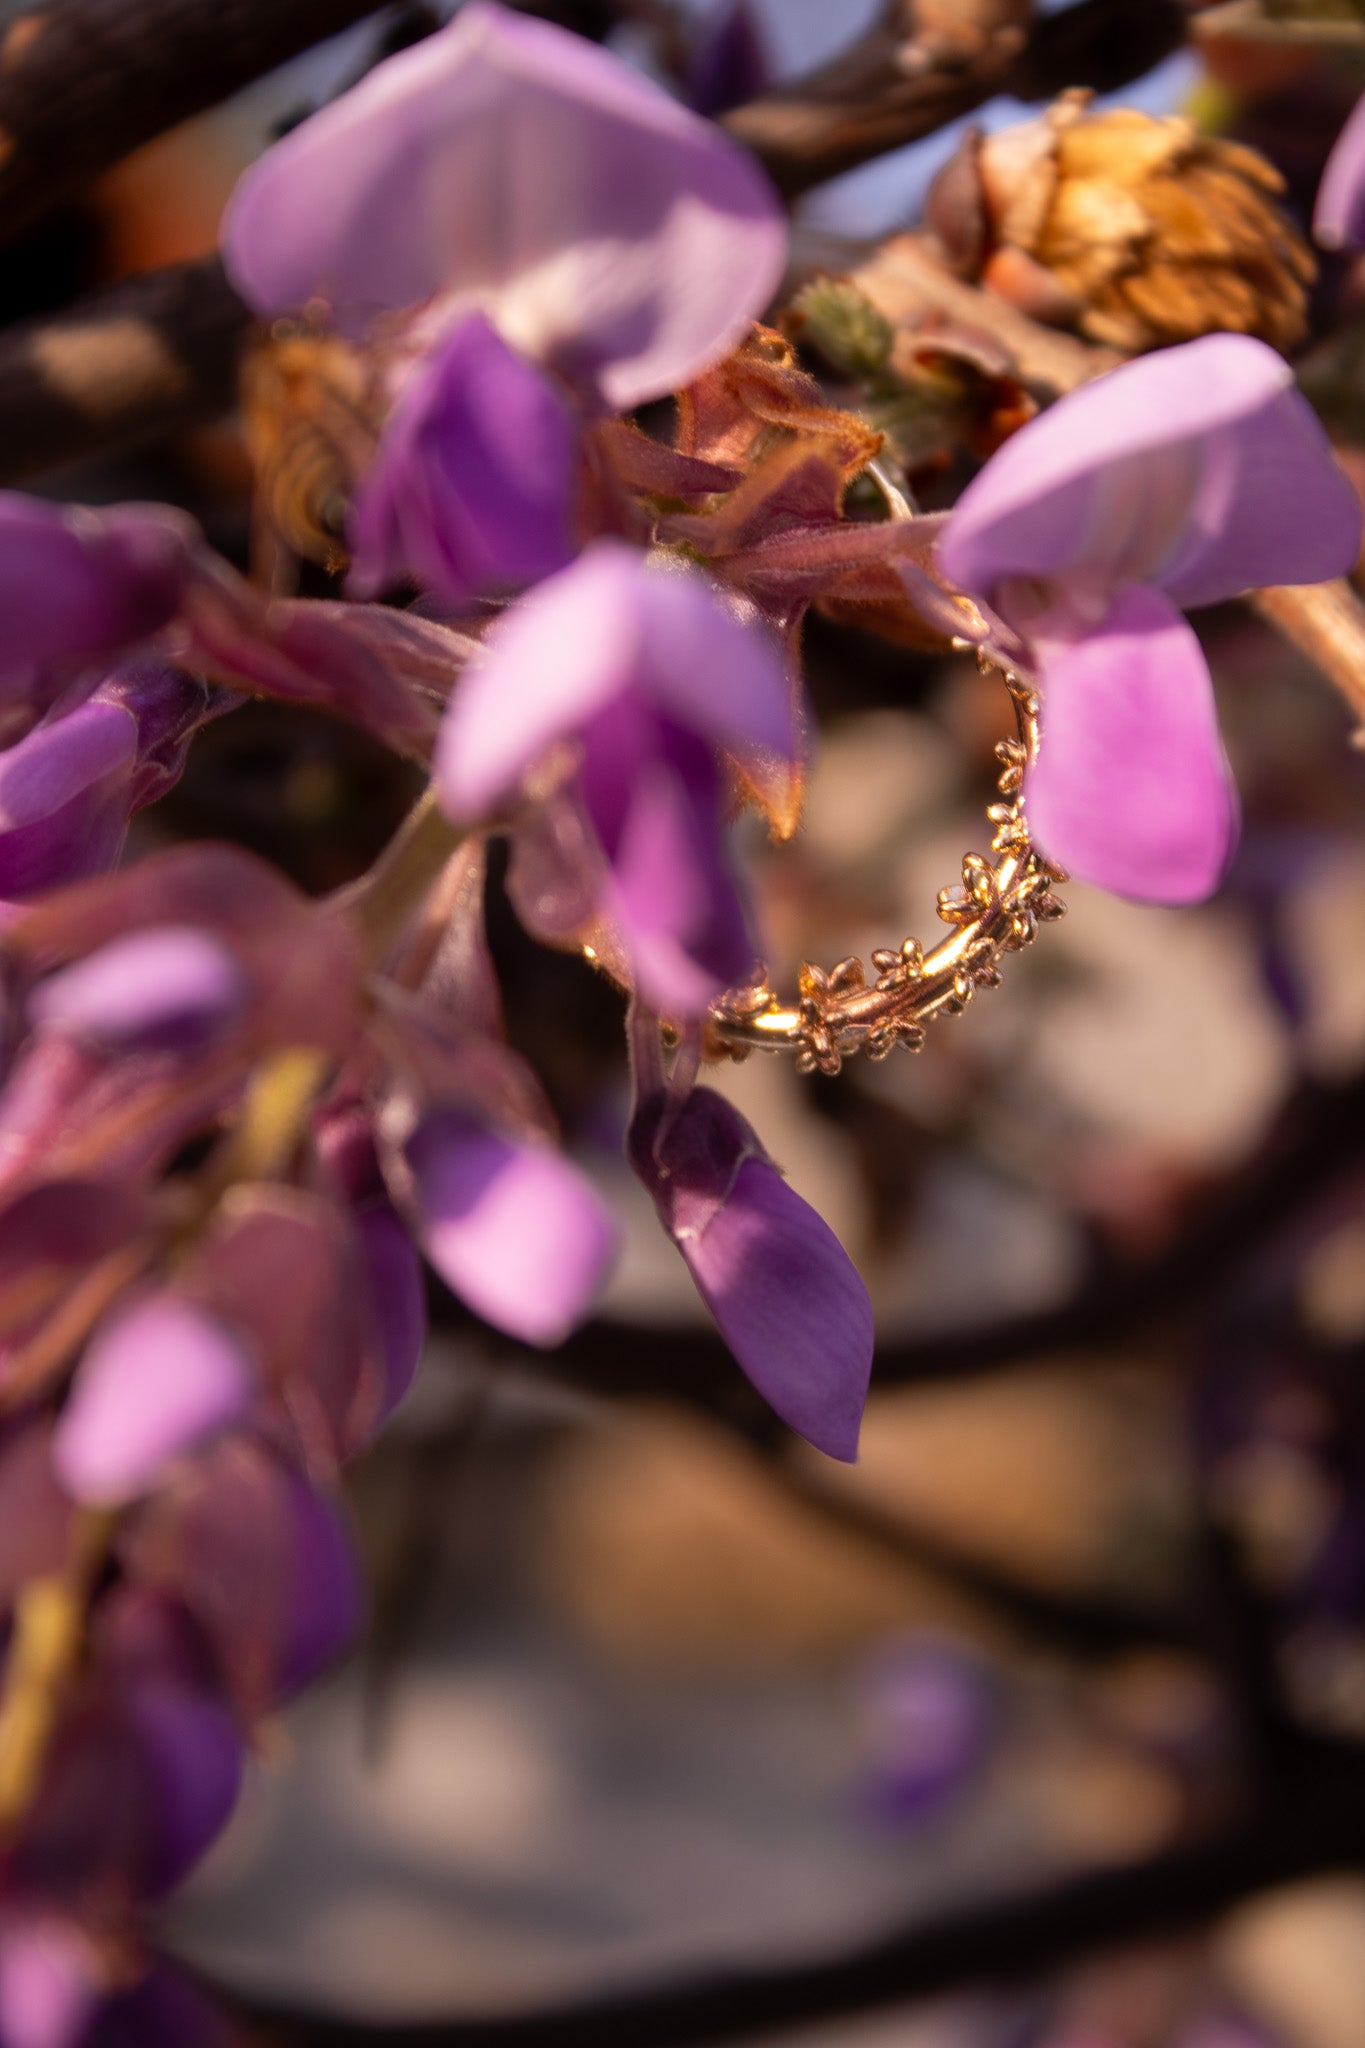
[349,312,576,608]
[406,1106,618,1345]
[1027,585,1239,902]
[29,927,244,1055]
[436,542,795,820]
[0,498,190,719]
[120,1440,364,1716]
[355,1203,426,1422]
[630,1086,873,1460]
[89,661,220,813]
[939,336,1359,610]
[274,1468,365,1699]
[221,1,785,408]
[124,1679,243,1893]
[0,703,137,902]
[1316,91,1365,249]
[53,1297,255,1507]
[88,1967,234,2048]
[686,0,769,117]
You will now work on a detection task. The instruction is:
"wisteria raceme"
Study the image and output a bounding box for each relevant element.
[0,0,1362,2037]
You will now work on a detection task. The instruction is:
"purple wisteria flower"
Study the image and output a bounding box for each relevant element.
[938,334,1360,901]
[53,1296,254,1508]
[1315,92,1365,249]
[406,1108,619,1348]
[436,541,795,1014]
[629,1084,874,1460]
[347,312,577,604]
[0,500,190,733]
[220,0,785,607]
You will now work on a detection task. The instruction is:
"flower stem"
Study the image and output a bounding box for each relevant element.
[0,1509,111,1843]
[342,783,467,971]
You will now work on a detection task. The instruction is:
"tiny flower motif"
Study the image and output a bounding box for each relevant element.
[52,1297,254,1508]
[405,1107,618,1348]
[937,333,1361,901]
[1315,90,1365,251]
[628,1084,873,1460]
[436,541,795,1013]
[221,0,785,603]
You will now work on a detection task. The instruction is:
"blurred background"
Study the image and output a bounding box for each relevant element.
[16,1,1365,2043]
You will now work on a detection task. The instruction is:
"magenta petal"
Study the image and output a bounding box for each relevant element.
[275,1469,365,1700]
[1028,584,1239,903]
[939,335,1359,606]
[0,702,137,901]
[630,1087,873,1460]
[29,926,244,1054]
[348,312,576,607]
[0,1923,96,2048]
[1316,91,1365,249]
[436,543,794,820]
[407,1108,618,1346]
[221,2,784,407]
[53,1298,255,1507]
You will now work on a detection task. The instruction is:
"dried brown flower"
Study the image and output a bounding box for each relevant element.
[928,91,1315,355]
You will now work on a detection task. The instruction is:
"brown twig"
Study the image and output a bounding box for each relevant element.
[0,0,389,247]
[723,0,1191,201]
[0,256,250,483]
[239,1728,1365,2045]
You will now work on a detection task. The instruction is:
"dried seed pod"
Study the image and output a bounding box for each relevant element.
[928,92,1314,355]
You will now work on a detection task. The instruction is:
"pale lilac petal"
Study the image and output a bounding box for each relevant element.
[0,1923,96,2048]
[54,1298,255,1507]
[1028,585,1238,903]
[1316,91,1365,249]
[407,1107,618,1345]
[0,702,137,901]
[939,336,1359,607]
[29,927,244,1054]
[355,1203,426,1421]
[630,1087,873,1460]
[436,543,794,820]
[221,2,785,408]
[348,312,576,607]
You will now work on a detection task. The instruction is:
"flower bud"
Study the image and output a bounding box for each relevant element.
[930,95,1313,355]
